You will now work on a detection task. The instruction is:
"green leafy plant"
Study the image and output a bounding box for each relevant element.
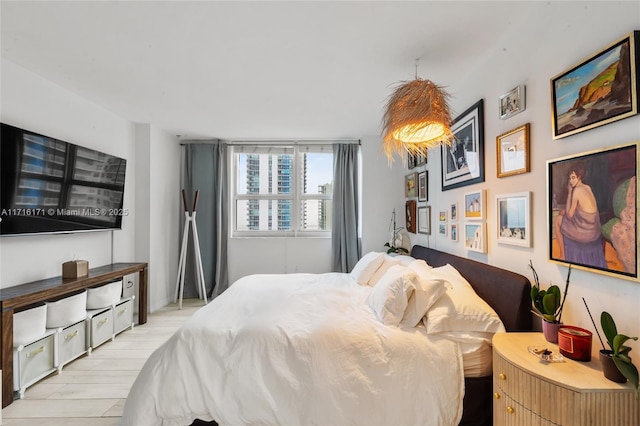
[528,261,571,323]
[601,311,639,398]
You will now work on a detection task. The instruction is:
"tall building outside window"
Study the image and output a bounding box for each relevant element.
[233,144,333,237]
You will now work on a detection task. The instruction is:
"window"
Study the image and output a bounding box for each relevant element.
[232,143,333,237]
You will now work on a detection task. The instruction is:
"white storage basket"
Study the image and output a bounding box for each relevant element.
[13,304,47,347]
[46,290,87,328]
[86,280,122,309]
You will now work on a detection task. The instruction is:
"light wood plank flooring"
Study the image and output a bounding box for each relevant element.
[1,299,203,425]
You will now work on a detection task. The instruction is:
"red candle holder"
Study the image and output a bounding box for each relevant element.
[558,326,593,361]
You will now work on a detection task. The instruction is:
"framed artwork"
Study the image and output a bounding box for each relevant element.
[499,85,526,120]
[450,202,458,221]
[441,99,485,191]
[496,192,531,247]
[551,31,639,139]
[418,205,431,235]
[451,224,458,242]
[418,171,428,201]
[547,142,638,281]
[416,152,427,166]
[497,123,530,178]
[464,222,486,253]
[405,200,417,233]
[464,190,485,220]
[405,172,417,198]
[438,223,447,236]
[407,154,417,169]
[439,211,447,222]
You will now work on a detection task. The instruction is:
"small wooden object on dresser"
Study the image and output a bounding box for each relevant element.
[493,332,639,426]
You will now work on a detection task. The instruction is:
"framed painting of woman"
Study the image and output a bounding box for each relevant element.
[547,142,638,281]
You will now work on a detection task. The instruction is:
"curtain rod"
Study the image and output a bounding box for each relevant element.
[180,139,360,146]
[226,139,360,146]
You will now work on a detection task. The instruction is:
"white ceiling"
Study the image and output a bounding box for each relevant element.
[1,1,537,140]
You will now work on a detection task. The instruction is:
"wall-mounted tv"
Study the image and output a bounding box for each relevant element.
[1,123,127,236]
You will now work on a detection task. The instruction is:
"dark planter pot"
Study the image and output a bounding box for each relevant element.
[542,319,562,343]
[599,349,627,383]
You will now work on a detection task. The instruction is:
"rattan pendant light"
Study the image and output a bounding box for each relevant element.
[382,60,453,160]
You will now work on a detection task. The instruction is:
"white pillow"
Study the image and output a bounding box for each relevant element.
[393,254,417,266]
[367,265,415,326]
[407,259,433,276]
[368,257,401,286]
[422,264,505,334]
[399,275,446,328]
[350,252,385,285]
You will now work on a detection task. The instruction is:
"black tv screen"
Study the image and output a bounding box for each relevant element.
[1,123,127,236]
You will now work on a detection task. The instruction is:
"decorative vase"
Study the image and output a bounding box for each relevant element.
[599,349,627,383]
[542,320,562,343]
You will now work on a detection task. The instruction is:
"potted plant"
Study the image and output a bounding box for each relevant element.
[528,261,572,343]
[384,209,410,255]
[600,311,639,398]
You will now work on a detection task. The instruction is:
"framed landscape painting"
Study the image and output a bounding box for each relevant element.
[441,99,485,190]
[551,31,639,139]
[547,142,638,281]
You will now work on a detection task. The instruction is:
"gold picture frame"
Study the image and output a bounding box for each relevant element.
[547,141,638,281]
[497,123,530,178]
[550,31,639,139]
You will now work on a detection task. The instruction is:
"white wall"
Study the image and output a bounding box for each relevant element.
[0,60,181,315]
[0,59,136,285]
[409,2,640,355]
[131,123,181,312]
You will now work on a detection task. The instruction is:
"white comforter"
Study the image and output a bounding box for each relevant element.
[122,272,464,426]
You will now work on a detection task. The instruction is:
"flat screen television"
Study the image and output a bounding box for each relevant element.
[1,123,127,236]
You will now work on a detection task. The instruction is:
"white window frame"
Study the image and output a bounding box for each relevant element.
[231,142,333,238]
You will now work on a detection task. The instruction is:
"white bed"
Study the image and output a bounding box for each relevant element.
[122,248,529,426]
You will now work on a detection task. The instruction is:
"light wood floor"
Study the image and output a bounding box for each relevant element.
[1,299,203,425]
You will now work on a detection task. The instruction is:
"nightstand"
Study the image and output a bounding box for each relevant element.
[493,332,639,426]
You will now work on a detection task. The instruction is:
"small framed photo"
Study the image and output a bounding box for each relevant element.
[405,172,417,198]
[418,205,431,235]
[497,123,530,178]
[439,211,447,222]
[499,85,526,120]
[450,202,458,221]
[405,199,417,233]
[551,31,639,139]
[464,190,485,220]
[407,154,417,169]
[416,152,427,166]
[438,223,447,236]
[464,222,486,253]
[418,171,428,201]
[496,192,531,247]
[451,224,458,242]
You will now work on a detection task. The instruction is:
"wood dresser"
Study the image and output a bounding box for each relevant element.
[0,262,148,408]
[493,332,639,426]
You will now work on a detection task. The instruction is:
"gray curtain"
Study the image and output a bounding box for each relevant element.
[181,142,229,299]
[331,143,361,272]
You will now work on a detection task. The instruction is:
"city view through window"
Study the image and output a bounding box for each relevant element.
[234,147,333,234]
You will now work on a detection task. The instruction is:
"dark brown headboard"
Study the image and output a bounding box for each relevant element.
[410,245,533,332]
